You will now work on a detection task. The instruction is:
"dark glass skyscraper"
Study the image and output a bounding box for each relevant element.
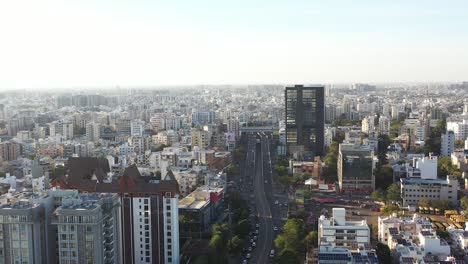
[285,85,325,157]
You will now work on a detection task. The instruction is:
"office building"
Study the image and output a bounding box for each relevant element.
[66,157,180,264]
[285,85,325,157]
[400,175,459,207]
[378,116,390,135]
[318,208,370,249]
[337,143,375,193]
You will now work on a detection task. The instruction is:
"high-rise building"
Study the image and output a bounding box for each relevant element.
[338,143,375,193]
[378,116,390,135]
[285,85,325,157]
[0,141,22,161]
[52,193,121,264]
[361,116,375,134]
[131,120,145,137]
[66,158,180,264]
[86,122,101,142]
[441,131,455,157]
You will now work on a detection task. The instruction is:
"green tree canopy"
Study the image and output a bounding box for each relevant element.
[376,243,392,264]
[234,219,250,239]
[304,231,318,249]
[227,235,244,255]
[275,249,301,264]
[386,184,401,203]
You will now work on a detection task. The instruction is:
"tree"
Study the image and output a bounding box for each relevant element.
[274,165,288,176]
[50,165,66,180]
[438,157,461,178]
[371,190,385,202]
[279,176,293,189]
[382,203,400,216]
[322,141,339,183]
[304,231,318,249]
[374,165,394,190]
[418,199,430,207]
[386,184,401,203]
[432,200,453,211]
[376,243,392,264]
[226,164,238,176]
[377,134,392,164]
[274,219,305,254]
[461,196,468,211]
[275,249,301,264]
[234,219,250,239]
[227,235,244,255]
[154,171,161,180]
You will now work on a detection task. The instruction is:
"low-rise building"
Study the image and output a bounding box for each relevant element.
[400,175,459,207]
[318,208,370,249]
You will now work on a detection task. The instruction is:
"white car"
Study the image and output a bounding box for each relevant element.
[273,226,278,231]
[246,253,251,259]
[269,249,275,257]
[252,242,256,247]
[274,200,279,205]
[248,247,252,252]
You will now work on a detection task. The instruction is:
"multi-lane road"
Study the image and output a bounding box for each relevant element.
[236,133,289,264]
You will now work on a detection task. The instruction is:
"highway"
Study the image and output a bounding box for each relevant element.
[239,133,288,264]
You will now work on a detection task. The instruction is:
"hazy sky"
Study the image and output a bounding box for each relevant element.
[1,0,467,89]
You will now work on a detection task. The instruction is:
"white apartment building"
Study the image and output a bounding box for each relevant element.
[378,115,390,135]
[318,208,370,249]
[447,120,468,141]
[361,116,375,134]
[378,213,432,245]
[130,120,145,137]
[441,131,455,157]
[400,175,460,207]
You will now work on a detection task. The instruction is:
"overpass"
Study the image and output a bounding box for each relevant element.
[240,126,278,134]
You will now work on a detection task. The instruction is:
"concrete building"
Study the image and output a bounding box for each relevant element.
[66,158,180,264]
[378,115,390,135]
[318,208,370,249]
[0,141,22,161]
[400,175,460,207]
[447,120,468,141]
[49,121,74,140]
[52,193,121,264]
[361,116,375,134]
[285,85,325,157]
[130,120,145,137]
[337,143,375,193]
[86,122,101,143]
[191,129,211,150]
[441,131,455,157]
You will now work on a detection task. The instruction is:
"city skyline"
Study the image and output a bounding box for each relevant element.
[1,0,468,89]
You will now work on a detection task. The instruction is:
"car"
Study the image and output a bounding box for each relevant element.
[255,229,259,234]
[253,236,257,241]
[242,260,248,264]
[255,223,259,228]
[273,226,278,231]
[252,242,256,247]
[264,180,268,183]
[246,253,251,259]
[269,249,275,257]
[248,247,252,252]
[250,239,254,243]
[274,200,279,205]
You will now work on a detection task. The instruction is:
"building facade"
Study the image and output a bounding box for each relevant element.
[337,143,375,193]
[285,85,325,157]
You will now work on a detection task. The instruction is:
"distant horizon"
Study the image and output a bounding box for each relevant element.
[0,81,467,92]
[1,0,468,89]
